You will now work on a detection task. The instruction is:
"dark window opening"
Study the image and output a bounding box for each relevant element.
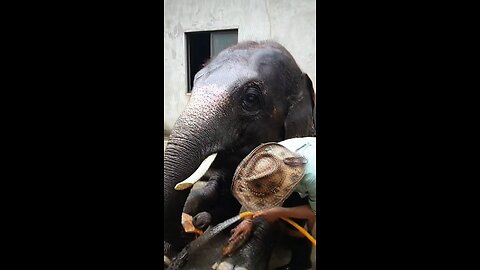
[186,29,238,93]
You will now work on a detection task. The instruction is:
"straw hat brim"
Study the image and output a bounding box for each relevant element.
[232,142,306,212]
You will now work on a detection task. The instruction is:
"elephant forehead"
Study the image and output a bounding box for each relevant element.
[253,51,298,75]
[196,64,258,87]
[189,85,231,104]
[195,48,292,87]
[186,87,237,120]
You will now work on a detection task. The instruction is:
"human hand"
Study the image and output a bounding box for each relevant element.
[253,207,284,223]
[224,218,254,256]
[229,218,253,242]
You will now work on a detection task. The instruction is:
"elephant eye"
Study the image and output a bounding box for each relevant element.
[242,87,262,112]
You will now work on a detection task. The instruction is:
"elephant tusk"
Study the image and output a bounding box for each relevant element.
[174,153,218,190]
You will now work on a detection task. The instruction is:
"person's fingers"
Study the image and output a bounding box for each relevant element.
[229,226,240,239]
[231,228,244,240]
[231,229,238,238]
[253,210,264,219]
[230,232,242,242]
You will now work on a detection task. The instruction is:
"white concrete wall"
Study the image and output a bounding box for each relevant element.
[164,0,316,133]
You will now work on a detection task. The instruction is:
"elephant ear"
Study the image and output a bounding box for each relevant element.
[284,73,316,139]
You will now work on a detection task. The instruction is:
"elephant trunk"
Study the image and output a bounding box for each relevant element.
[163,138,203,250]
[164,92,230,250]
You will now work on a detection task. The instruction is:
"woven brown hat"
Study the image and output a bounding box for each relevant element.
[232,142,307,212]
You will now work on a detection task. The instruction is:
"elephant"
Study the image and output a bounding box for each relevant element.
[164,40,316,263]
[167,192,312,269]
[167,218,279,270]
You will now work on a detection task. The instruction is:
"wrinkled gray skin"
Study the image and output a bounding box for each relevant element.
[164,41,316,261]
[183,172,230,230]
[168,218,278,270]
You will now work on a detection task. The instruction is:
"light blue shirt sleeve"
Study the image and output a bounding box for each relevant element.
[279,137,316,215]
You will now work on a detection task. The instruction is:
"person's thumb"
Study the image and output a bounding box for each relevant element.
[252,211,262,219]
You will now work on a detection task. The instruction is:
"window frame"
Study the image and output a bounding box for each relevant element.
[185,28,238,95]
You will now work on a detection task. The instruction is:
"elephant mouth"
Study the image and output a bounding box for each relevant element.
[174,152,218,190]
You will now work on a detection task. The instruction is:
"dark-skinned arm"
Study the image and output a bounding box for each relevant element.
[253,205,315,227]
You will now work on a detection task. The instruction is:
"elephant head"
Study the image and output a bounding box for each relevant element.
[164,41,316,252]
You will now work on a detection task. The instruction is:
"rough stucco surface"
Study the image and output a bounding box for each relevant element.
[164,0,316,132]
